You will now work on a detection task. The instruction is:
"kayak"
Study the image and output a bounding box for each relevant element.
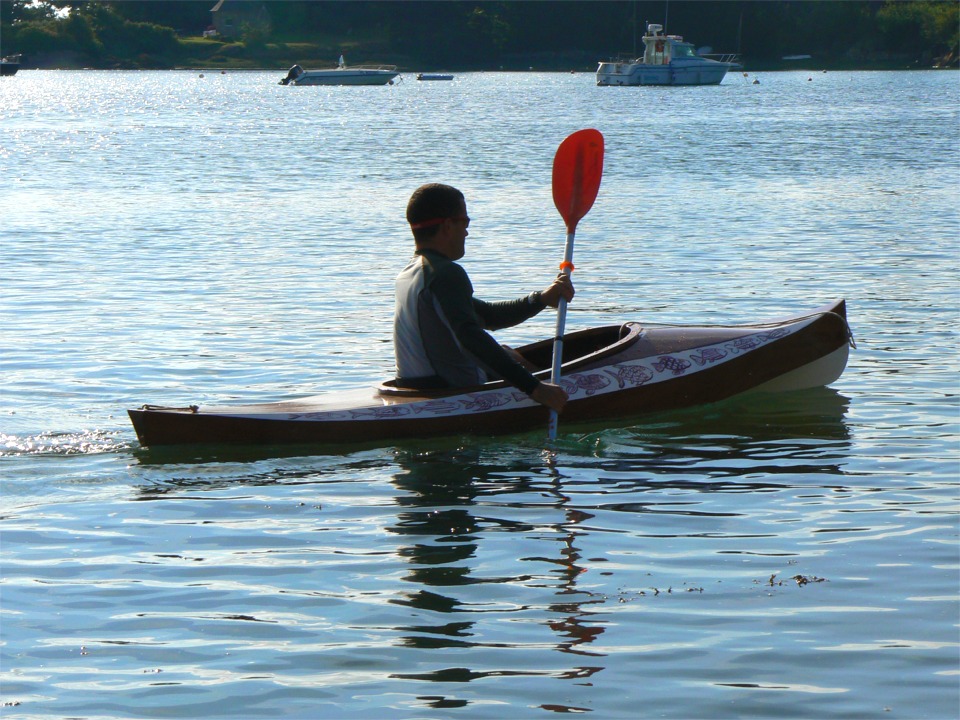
[128,299,852,447]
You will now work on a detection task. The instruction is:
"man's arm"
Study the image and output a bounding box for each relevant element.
[431,265,542,395]
[474,274,575,330]
[473,294,544,331]
[430,264,570,411]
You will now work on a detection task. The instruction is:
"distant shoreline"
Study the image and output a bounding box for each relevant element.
[8,65,957,74]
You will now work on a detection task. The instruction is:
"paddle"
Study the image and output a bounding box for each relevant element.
[548,128,604,440]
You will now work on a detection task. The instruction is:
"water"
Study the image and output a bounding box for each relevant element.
[1,69,957,719]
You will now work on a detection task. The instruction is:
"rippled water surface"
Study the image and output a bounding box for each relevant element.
[1,69,958,719]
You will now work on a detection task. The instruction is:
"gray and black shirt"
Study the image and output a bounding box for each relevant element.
[394,248,546,393]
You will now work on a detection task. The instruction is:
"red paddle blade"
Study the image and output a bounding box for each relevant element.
[552,129,604,232]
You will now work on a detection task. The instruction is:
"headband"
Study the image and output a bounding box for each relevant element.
[409,217,448,230]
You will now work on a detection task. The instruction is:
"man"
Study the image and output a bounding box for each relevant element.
[394,183,574,413]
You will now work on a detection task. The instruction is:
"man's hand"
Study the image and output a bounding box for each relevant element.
[540,274,575,308]
[531,381,568,413]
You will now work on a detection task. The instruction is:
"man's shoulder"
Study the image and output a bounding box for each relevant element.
[420,251,466,280]
[419,256,471,300]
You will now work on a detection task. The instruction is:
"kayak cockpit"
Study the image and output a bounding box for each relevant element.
[378,322,643,398]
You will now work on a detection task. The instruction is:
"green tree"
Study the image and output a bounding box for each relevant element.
[468,5,513,55]
[877,0,958,59]
[3,1,957,71]
[62,8,102,57]
[240,21,269,53]
[101,0,210,34]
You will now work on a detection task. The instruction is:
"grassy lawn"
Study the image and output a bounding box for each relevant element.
[175,35,399,70]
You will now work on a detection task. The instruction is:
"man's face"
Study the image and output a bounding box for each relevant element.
[436,200,470,261]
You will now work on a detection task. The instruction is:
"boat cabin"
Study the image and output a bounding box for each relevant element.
[641,24,698,66]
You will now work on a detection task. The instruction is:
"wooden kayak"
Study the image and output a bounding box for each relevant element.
[128,299,852,447]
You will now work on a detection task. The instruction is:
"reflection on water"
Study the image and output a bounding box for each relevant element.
[582,386,852,448]
[386,448,606,699]
[2,381,956,718]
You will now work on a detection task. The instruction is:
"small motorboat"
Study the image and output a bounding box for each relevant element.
[417,73,454,81]
[128,300,853,448]
[1,54,21,77]
[597,23,738,86]
[279,56,399,86]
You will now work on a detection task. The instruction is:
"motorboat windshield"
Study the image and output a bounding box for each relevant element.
[672,43,698,58]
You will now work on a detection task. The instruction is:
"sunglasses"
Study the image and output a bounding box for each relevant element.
[410,215,471,230]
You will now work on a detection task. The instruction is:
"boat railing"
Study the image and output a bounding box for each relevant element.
[700,52,743,69]
[600,53,644,64]
[347,64,398,72]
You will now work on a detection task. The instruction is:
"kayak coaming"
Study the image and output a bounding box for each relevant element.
[128,299,851,446]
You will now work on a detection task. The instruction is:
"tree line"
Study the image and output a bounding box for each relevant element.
[2,1,957,70]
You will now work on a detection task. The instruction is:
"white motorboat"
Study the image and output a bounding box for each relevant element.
[597,24,736,86]
[1,53,21,77]
[279,56,399,86]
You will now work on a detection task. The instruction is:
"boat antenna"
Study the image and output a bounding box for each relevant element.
[664,0,669,35]
[632,1,637,56]
[737,10,743,55]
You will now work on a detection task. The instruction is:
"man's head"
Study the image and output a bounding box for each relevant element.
[407,183,470,260]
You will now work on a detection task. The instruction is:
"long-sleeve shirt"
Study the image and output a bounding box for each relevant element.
[394,249,545,393]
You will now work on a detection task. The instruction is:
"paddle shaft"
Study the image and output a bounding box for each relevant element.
[547,229,576,439]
